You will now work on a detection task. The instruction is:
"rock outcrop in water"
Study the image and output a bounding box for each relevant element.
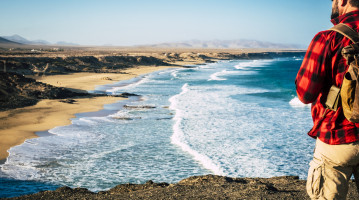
[6,175,359,199]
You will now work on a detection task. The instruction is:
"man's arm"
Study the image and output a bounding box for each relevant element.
[296,32,329,104]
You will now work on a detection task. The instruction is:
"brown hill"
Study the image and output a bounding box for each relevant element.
[0,37,21,45]
[0,56,171,75]
[0,72,88,111]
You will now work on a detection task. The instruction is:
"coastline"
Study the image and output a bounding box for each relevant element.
[0,49,307,164]
[0,49,312,199]
[0,65,176,160]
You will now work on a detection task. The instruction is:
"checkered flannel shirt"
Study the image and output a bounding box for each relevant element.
[296,10,359,144]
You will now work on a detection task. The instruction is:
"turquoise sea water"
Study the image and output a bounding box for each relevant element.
[0,57,314,198]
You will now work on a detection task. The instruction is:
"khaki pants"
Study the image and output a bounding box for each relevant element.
[307,139,359,199]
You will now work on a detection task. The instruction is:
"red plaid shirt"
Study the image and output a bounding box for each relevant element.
[296,10,359,145]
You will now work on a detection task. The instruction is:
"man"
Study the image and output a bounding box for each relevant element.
[296,0,359,199]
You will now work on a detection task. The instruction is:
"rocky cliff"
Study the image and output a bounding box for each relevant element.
[6,175,359,200]
[0,56,171,75]
[0,72,89,111]
[0,51,305,75]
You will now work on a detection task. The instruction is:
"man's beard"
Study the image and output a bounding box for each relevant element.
[331,1,340,19]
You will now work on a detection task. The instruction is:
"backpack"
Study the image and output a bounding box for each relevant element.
[326,23,359,122]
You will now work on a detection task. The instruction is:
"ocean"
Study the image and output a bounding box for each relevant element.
[0,57,314,198]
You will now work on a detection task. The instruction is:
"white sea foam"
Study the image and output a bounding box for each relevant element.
[169,83,285,177]
[168,82,288,177]
[208,70,239,81]
[171,70,179,78]
[106,76,151,94]
[169,84,225,175]
[108,110,131,118]
[234,59,274,70]
[209,71,227,81]
[234,62,252,70]
[169,83,189,109]
[289,97,311,108]
[198,65,213,69]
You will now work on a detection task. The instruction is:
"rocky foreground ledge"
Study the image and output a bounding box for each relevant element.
[6,175,359,200]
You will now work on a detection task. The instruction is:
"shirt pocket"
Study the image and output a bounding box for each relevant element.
[306,159,324,198]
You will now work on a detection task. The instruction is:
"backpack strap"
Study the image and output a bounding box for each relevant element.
[329,24,359,52]
[322,24,359,114]
[329,23,359,43]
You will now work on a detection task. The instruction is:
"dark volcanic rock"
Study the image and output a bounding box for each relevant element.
[0,72,88,111]
[123,105,156,109]
[6,175,359,199]
[59,99,76,104]
[0,52,305,75]
[117,92,139,97]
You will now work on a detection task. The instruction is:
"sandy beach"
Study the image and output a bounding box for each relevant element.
[30,66,174,92]
[0,65,175,160]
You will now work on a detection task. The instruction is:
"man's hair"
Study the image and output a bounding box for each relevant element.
[350,0,359,8]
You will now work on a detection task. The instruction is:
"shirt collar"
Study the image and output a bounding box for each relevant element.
[331,10,359,25]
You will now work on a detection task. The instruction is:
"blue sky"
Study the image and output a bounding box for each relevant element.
[1,0,332,47]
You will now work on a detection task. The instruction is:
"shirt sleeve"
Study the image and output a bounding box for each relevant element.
[295,32,329,104]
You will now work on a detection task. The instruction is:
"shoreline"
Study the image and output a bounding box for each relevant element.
[0,65,178,160]
[0,49,311,199]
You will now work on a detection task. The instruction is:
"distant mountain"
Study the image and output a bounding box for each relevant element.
[2,34,50,45]
[2,35,77,46]
[32,39,51,45]
[2,35,29,44]
[145,39,301,49]
[0,36,22,45]
[55,41,79,46]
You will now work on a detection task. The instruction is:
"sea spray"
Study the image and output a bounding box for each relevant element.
[289,97,311,108]
[169,84,225,175]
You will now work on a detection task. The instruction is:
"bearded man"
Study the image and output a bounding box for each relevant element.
[295,0,359,199]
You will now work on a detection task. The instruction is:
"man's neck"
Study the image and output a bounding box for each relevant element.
[341,6,359,15]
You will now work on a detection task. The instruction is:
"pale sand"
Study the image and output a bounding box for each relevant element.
[30,66,173,91]
[0,65,177,160]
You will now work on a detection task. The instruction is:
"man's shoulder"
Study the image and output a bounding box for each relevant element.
[310,30,336,43]
[312,25,353,44]
[323,23,359,43]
